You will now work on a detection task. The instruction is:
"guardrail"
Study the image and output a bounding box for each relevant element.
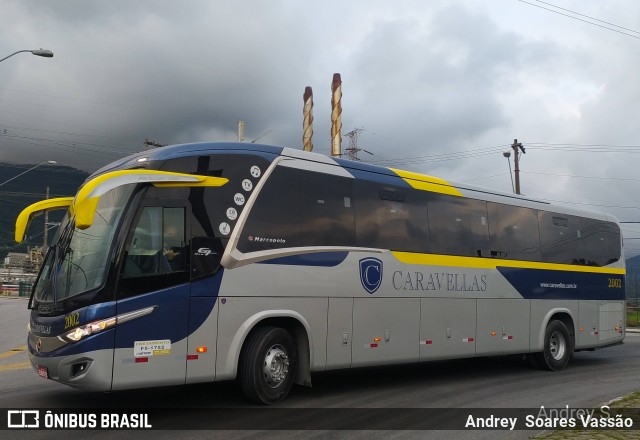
[1,282,33,296]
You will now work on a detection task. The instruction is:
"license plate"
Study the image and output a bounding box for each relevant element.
[37,365,49,379]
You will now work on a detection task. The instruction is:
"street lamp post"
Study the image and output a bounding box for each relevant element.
[0,160,57,188]
[0,49,54,63]
[503,151,515,194]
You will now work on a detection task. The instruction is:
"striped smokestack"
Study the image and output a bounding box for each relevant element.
[330,73,342,157]
[303,86,314,152]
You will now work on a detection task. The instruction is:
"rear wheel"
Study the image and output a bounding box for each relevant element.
[239,326,297,404]
[532,320,572,371]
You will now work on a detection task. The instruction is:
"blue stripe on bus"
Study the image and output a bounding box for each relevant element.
[260,252,349,267]
[334,159,413,187]
[497,267,625,300]
[190,269,224,297]
[29,302,118,338]
[31,270,226,356]
[30,331,116,358]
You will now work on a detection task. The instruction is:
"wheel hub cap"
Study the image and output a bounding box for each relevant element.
[549,331,566,361]
[263,345,289,388]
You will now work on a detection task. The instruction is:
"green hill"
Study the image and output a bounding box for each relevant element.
[0,162,88,261]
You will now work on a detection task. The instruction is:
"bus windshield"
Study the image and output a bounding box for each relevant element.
[33,184,135,304]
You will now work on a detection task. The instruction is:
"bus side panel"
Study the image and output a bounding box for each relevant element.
[326,298,353,369]
[476,299,530,356]
[111,285,190,390]
[577,300,598,349]
[420,298,476,361]
[529,300,578,352]
[351,298,420,367]
[215,297,328,380]
[186,297,219,383]
[598,300,624,345]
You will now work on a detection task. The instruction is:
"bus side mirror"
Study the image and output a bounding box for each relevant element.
[191,236,223,280]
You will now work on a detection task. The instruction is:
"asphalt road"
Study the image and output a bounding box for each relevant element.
[1,296,638,439]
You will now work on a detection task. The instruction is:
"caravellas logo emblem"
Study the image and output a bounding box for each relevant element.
[359,258,383,294]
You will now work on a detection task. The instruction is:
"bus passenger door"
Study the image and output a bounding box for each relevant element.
[185,236,224,384]
[112,205,191,390]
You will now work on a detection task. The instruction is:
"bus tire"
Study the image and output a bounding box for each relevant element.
[239,326,297,404]
[533,320,572,371]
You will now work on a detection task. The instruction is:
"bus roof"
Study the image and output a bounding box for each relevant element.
[87,142,616,223]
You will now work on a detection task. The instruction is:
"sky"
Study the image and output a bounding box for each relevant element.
[2,0,640,256]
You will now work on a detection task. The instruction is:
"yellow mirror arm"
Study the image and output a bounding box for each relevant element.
[15,197,74,243]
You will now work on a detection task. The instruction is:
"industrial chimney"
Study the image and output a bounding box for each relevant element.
[303,86,314,152]
[330,73,342,157]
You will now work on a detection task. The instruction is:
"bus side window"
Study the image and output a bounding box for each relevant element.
[122,206,187,276]
[538,212,583,265]
[163,207,187,272]
[579,218,621,266]
[238,166,355,252]
[354,181,429,252]
[488,203,542,261]
[428,196,489,257]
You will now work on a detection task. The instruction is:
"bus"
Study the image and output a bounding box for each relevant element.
[17,142,625,404]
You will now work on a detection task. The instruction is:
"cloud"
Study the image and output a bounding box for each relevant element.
[2,0,640,254]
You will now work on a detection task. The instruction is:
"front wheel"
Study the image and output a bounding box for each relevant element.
[532,320,572,371]
[239,326,297,404]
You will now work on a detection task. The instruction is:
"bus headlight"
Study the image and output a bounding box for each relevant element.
[60,306,156,343]
[64,317,117,342]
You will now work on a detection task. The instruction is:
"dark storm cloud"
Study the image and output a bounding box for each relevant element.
[1,0,313,169]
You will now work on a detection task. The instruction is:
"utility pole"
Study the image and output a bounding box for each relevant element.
[511,139,526,195]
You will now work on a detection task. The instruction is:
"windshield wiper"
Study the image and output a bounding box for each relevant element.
[28,246,54,310]
[51,220,75,310]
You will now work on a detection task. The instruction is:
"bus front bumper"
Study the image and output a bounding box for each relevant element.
[29,349,114,391]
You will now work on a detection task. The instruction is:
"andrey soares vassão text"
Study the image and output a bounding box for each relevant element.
[465,406,635,430]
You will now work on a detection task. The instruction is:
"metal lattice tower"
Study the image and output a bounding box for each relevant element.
[344,128,364,161]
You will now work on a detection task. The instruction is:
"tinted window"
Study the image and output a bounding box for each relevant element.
[122,206,187,276]
[580,218,621,266]
[118,206,189,298]
[238,166,355,252]
[538,212,582,264]
[429,196,490,257]
[488,203,541,261]
[354,180,429,252]
[158,154,273,244]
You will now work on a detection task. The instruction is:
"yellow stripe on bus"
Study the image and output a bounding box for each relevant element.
[389,168,463,197]
[392,251,626,275]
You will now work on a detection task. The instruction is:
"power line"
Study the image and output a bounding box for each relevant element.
[529,0,640,35]
[525,143,640,153]
[522,170,640,183]
[515,0,640,40]
[366,144,510,167]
